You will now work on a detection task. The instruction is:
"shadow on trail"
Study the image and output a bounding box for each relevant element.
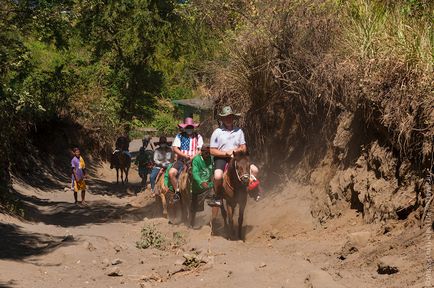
[0,281,15,288]
[0,223,71,260]
[87,177,143,198]
[19,192,162,227]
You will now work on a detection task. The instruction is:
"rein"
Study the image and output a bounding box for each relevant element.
[224,159,249,191]
[234,160,250,183]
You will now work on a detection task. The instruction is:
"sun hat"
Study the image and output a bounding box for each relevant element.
[218,106,241,118]
[178,117,199,129]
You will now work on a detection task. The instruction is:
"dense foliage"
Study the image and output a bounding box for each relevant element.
[0,0,222,202]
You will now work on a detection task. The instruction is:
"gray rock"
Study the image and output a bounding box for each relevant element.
[377,256,402,275]
[62,234,74,242]
[111,258,123,265]
[83,241,96,251]
[107,267,122,277]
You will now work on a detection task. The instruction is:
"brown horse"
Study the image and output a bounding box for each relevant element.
[154,170,169,217]
[155,166,191,224]
[111,151,131,184]
[212,151,250,240]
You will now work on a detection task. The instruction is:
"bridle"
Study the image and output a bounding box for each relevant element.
[234,160,250,185]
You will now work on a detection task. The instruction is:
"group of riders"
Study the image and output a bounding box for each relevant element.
[116,106,263,219]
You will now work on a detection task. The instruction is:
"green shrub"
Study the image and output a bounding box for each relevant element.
[136,224,166,250]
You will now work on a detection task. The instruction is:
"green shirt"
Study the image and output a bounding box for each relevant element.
[164,163,173,191]
[191,155,214,194]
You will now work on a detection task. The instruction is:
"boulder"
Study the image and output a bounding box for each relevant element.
[377,256,403,275]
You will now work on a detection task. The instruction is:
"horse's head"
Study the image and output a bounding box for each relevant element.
[233,151,250,186]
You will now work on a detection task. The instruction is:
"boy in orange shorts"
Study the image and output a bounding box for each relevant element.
[71,147,87,204]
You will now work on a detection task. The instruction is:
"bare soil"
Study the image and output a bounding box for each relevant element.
[0,147,430,288]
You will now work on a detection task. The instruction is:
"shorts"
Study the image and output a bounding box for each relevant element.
[214,157,231,171]
[73,179,86,192]
[171,160,184,172]
[191,189,211,212]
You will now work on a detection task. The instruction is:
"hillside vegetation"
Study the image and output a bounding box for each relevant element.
[204,0,433,223]
[1,0,433,223]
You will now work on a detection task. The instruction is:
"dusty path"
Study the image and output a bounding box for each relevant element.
[0,141,428,288]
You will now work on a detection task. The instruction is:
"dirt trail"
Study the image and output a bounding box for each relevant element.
[0,145,428,288]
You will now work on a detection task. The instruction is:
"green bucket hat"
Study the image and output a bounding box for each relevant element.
[218,106,241,118]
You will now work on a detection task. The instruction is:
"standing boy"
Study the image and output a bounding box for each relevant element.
[71,147,87,204]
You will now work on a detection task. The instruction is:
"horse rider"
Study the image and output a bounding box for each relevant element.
[207,106,262,207]
[190,143,214,227]
[135,136,154,189]
[169,117,203,202]
[150,136,173,196]
[110,135,131,169]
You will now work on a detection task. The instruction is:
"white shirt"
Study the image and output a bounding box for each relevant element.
[210,126,246,151]
[153,147,173,168]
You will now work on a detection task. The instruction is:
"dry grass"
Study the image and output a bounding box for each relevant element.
[209,0,433,176]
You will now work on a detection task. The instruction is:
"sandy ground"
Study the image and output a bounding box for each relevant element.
[0,141,430,288]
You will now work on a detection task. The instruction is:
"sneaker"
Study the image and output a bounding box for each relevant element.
[207,196,222,207]
[173,192,181,203]
[255,195,261,202]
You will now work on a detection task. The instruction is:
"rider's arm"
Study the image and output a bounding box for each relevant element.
[72,167,78,182]
[173,146,190,159]
[210,147,232,158]
[234,144,247,154]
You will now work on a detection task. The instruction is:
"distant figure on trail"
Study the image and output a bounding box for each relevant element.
[150,136,173,196]
[208,106,263,207]
[111,135,132,184]
[135,136,154,189]
[169,117,203,202]
[71,147,87,205]
[190,143,214,227]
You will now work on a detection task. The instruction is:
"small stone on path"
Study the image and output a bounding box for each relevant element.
[107,267,122,277]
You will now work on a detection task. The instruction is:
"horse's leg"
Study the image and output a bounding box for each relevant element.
[160,193,168,218]
[180,196,188,224]
[189,194,196,228]
[116,168,119,184]
[120,168,124,185]
[167,196,175,224]
[190,210,196,228]
[220,203,228,235]
[125,167,129,183]
[210,206,220,236]
[238,201,246,241]
[226,204,234,240]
